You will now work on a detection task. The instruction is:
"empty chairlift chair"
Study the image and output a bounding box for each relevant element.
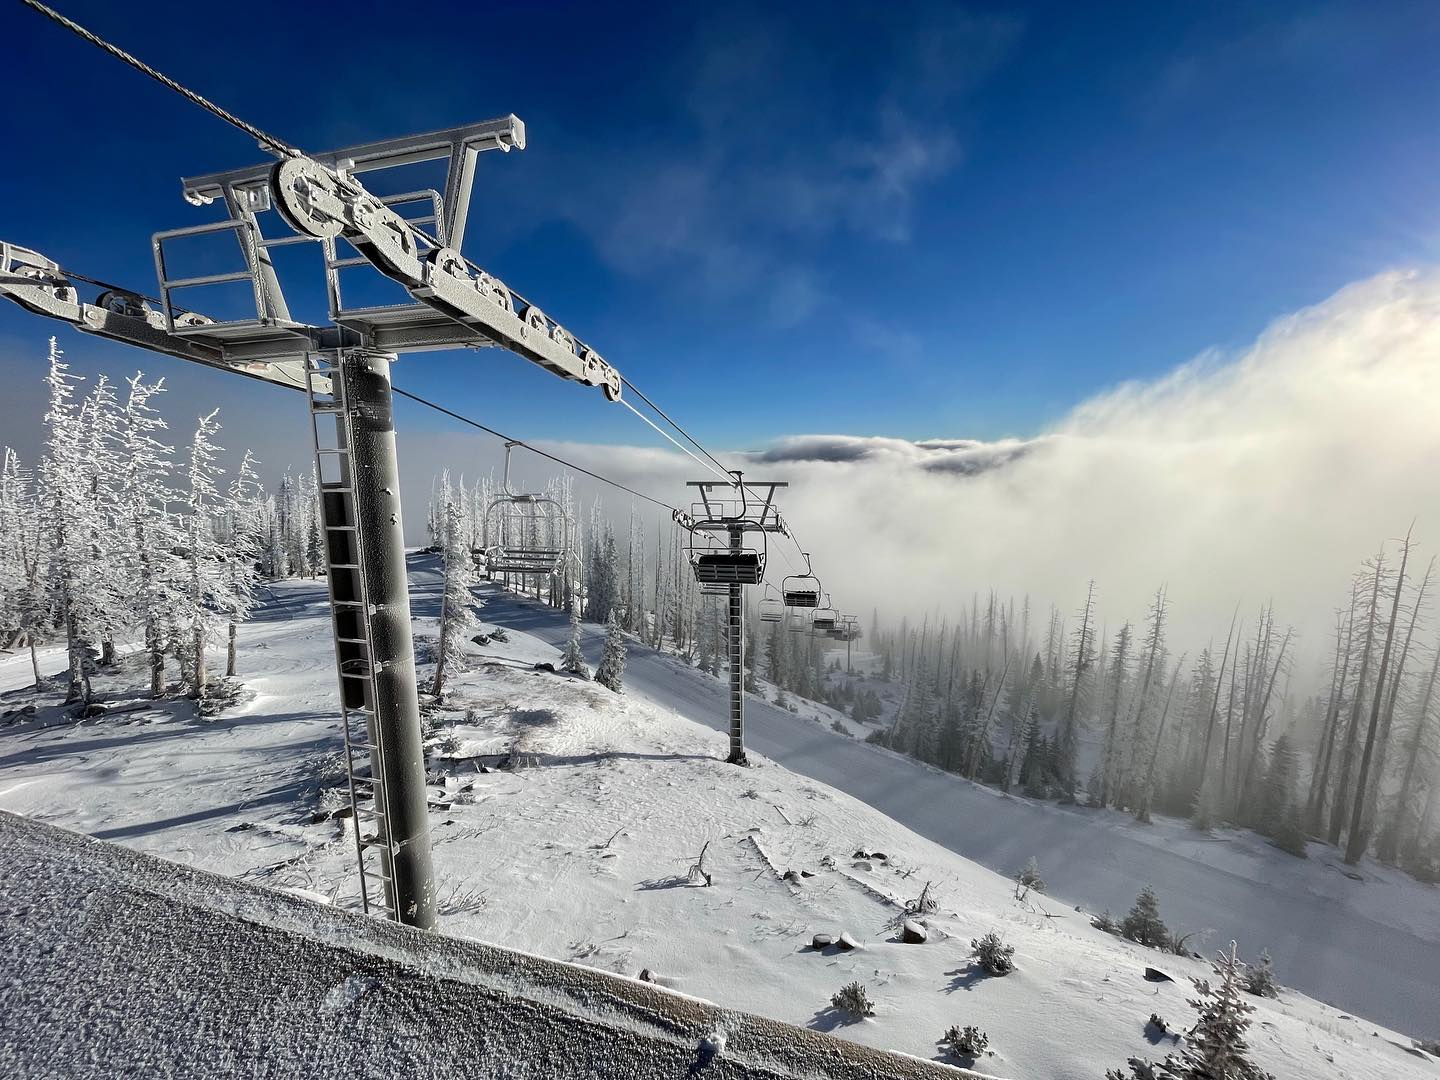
[484,441,569,576]
[810,597,838,633]
[759,587,784,623]
[782,554,821,608]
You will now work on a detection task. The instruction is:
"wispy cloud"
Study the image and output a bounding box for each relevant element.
[542,4,1020,325]
[397,269,1440,669]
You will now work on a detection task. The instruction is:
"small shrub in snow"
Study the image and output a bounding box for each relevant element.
[1243,949,1278,997]
[830,981,874,1019]
[830,718,850,735]
[740,788,760,800]
[1147,1013,1169,1036]
[437,728,461,756]
[1122,886,1170,949]
[1016,856,1046,894]
[1092,909,1120,934]
[941,1024,989,1059]
[971,931,1015,975]
[489,626,509,643]
[906,880,939,916]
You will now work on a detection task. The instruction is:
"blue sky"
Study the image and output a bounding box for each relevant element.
[2,0,1439,461]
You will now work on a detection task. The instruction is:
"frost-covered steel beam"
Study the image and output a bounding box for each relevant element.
[0,241,316,392]
[266,148,623,402]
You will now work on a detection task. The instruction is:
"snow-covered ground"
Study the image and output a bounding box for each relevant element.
[1,561,1436,1078]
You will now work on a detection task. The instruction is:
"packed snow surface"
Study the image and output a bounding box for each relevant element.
[1,558,1437,1079]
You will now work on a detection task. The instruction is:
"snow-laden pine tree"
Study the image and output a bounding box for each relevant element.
[219,449,263,678]
[595,609,626,692]
[115,373,187,697]
[181,410,230,699]
[78,374,129,667]
[1107,942,1274,1080]
[0,447,49,688]
[431,478,479,700]
[39,339,109,704]
[560,601,590,679]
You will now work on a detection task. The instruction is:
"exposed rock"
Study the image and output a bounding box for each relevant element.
[836,932,860,950]
[901,920,928,944]
[811,933,835,949]
[533,662,556,673]
[852,849,869,859]
[637,968,657,983]
[852,860,873,871]
[470,633,491,647]
[871,851,888,861]
[800,870,815,878]
[1144,967,1174,983]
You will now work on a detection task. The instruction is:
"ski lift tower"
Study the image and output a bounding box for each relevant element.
[0,115,628,929]
[682,474,787,765]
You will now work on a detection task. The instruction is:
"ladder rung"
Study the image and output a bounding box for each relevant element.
[326,524,357,532]
[339,670,375,679]
[315,446,349,454]
[336,636,371,645]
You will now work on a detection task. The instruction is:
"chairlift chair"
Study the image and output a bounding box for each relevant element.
[782,553,821,608]
[681,473,787,587]
[759,592,784,623]
[484,441,569,576]
[810,596,838,633]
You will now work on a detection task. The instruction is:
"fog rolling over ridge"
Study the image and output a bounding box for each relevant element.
[400,269,1440,669]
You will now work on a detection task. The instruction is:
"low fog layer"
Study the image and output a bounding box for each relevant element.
[401,269,1440,668]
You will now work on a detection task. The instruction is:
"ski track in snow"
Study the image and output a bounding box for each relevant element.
[1,556,1437,1079]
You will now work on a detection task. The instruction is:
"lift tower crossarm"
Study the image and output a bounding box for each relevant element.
[0,242,316,391]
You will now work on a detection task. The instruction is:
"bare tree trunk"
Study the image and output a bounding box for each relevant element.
[29,638,41,690]
[1196,609,1238,811]
[1308,593,1356,832]
[226,621,238,678]
[1330,552,1385,846]
[1364,555,1432,841]
[1378,631,1440,863]
[1345,531,1412,864]
[147,621,165,698]
[1238,627,1291,819]
[1138,656,1186,822]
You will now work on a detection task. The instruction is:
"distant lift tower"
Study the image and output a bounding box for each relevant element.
[0,115,627,928]
[682,474,787,765]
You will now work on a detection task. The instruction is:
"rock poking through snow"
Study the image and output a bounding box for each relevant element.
[902,920,928,944]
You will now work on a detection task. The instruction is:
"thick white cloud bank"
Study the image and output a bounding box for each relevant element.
[400,269,1440,670]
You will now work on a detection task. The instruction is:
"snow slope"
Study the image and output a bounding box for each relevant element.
[472,583,1440,1040]
[0,563,1436,1078]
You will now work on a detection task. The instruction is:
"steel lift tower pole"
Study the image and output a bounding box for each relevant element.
[683,475,787,766]
[1,116,628,928]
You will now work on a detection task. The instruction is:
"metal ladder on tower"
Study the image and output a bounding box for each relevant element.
[305,351,397,920]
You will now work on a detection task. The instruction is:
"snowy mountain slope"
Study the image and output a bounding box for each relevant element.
[467,582,1440,1040]
[1,561,1435,1077]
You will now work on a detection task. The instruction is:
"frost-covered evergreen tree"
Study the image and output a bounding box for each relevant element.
[560,601,590,679]
[115,373,186,697]
[219,449,263,678]
[181,410,230,699]
[1121,885,1170,948]
[1107,943,1274,1080]
[595,609,626,692]
[39,339,108,704]
[431,479,479,699]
